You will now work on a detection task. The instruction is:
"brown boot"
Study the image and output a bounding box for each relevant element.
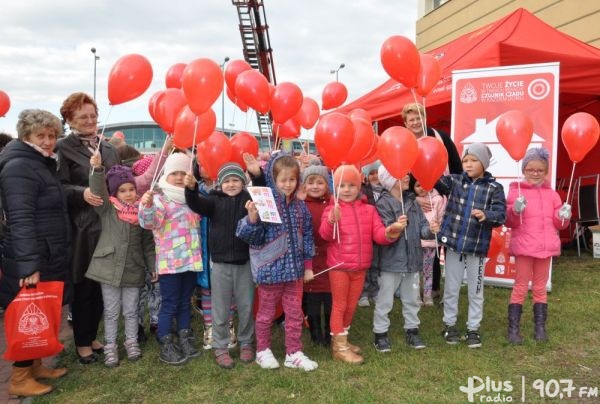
[32,359,68,379]
[343,327,362,354]
[332,334,363,364]
[8,366,53,397]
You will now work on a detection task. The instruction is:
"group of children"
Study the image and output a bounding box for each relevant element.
[85,140,571,371]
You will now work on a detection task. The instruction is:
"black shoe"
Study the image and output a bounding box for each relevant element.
[465,330,482,348]
[177,329,200,359]
[442,325,460,345]
[138,324,148,344]
[159,334,187,365]
[76,350,98,365]
[405,328,426,349]
[374,332,391,353]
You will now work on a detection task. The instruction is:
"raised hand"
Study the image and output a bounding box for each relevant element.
[245,200,259,224]
[141,190,154,207]
[184,173,197,190]
[90,150,101,169]
[242,152,261,177]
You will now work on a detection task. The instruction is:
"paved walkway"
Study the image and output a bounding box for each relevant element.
[0,309,72,403]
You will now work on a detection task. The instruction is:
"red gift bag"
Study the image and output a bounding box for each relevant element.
[3,281,64,361]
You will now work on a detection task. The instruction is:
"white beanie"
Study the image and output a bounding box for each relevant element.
[462,143,492,171]
[161,152,191,179]
[377,165,399,191]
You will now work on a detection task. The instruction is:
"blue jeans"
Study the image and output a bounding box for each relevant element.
[157,271,196,339]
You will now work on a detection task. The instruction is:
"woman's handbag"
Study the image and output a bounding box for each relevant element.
[3,281,64,361]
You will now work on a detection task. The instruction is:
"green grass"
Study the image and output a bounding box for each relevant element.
[36,251,600,403]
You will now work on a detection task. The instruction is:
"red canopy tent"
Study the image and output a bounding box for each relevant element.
[341,8,600,178]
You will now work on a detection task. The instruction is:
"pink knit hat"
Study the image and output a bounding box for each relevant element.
[132,154,154,176]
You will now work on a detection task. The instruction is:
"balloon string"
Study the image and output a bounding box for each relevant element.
[410,88,427,137]
[562,162,577,226]
[89,105,114,175]
[189,117,199,172]
[422,96,428,131]
[150,141,174,191]
[333,166,345,243]
[517,160,523,225]
[400,188,407,243]
[428,191,439,257]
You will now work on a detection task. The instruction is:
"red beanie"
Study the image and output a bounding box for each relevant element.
[333,165,362,189]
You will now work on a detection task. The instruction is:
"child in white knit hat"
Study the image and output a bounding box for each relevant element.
[139,152,202,365]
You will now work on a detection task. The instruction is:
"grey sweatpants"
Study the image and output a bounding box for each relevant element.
[100,284,140,344]
[373,271,421,333]
[210,261,255,349]
[442,249,485,330]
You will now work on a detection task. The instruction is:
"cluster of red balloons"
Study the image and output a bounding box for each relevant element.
[380,36,441,97]
[0,90,10,117]
[196,130,258,179]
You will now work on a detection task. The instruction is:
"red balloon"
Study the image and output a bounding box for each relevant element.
[226,86,249,112]
[487,228,506,260]
[154,88,187,134]
[271,82,303,124]
[230,131,259,169]
[196,131,232,179]
[380,36,420,88]
[182,58,224,115]
[377,126,418,179]
[224,60,252,93]
[273,117,301,140]
[411,137,448,191]
[295,97,320,129]
[173,106,216,149]
[0,90,10,117]
[349,108,372,125]
[561,112,600,163]
[147,91,163,122]
[321,81,348,110]
[345,119,375,164]
[235,70,270,114]
[108,54,153,105]
[112,131,125,140]
[415,54,441,97]
[495,110,534,161]
[359,135,379,167]
[315,113,355,169]
[165,63,187,89]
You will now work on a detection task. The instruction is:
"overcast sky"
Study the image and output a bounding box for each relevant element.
[0,0,416,135]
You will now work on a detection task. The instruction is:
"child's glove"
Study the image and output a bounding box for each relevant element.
[513,195,527,214]
[558,203,572,220]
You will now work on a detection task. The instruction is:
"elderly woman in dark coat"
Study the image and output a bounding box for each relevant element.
[0,109,70,397]
[56,92,120,363]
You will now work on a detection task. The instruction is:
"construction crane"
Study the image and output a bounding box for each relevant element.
[232,0,276,141]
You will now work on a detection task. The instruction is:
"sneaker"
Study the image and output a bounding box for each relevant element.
[284,351,318,371]
[256,348,280,369]
[104,343,119,368]
[67,310,73,326]
[442,325,460,345]
[124,338,142,361]
[373,332,391,353]
[423,295,434,306]
[178,329,200,359]
[239,344,255,363]
[358,296,370,307]
[214,348,234,369]
[405,329,426,349]
[203,324,213,350]
[465,330,482,348]
[228,321,238,349]
[159,334,187,365]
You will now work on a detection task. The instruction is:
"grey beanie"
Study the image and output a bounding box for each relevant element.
[521,147,549,173]
[302,161,330,184]
[462,142,492,170]
[361,160,381,177]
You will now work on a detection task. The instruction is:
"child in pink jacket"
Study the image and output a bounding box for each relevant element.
[505,147,571,344]
[319,165,403,364]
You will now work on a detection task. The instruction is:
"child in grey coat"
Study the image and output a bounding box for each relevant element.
[372,166,439,352]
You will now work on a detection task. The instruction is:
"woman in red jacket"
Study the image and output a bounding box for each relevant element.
[319,165,403,364]
[505,147,571,344]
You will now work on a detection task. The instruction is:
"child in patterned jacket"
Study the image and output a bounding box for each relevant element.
[139,152,202,366]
